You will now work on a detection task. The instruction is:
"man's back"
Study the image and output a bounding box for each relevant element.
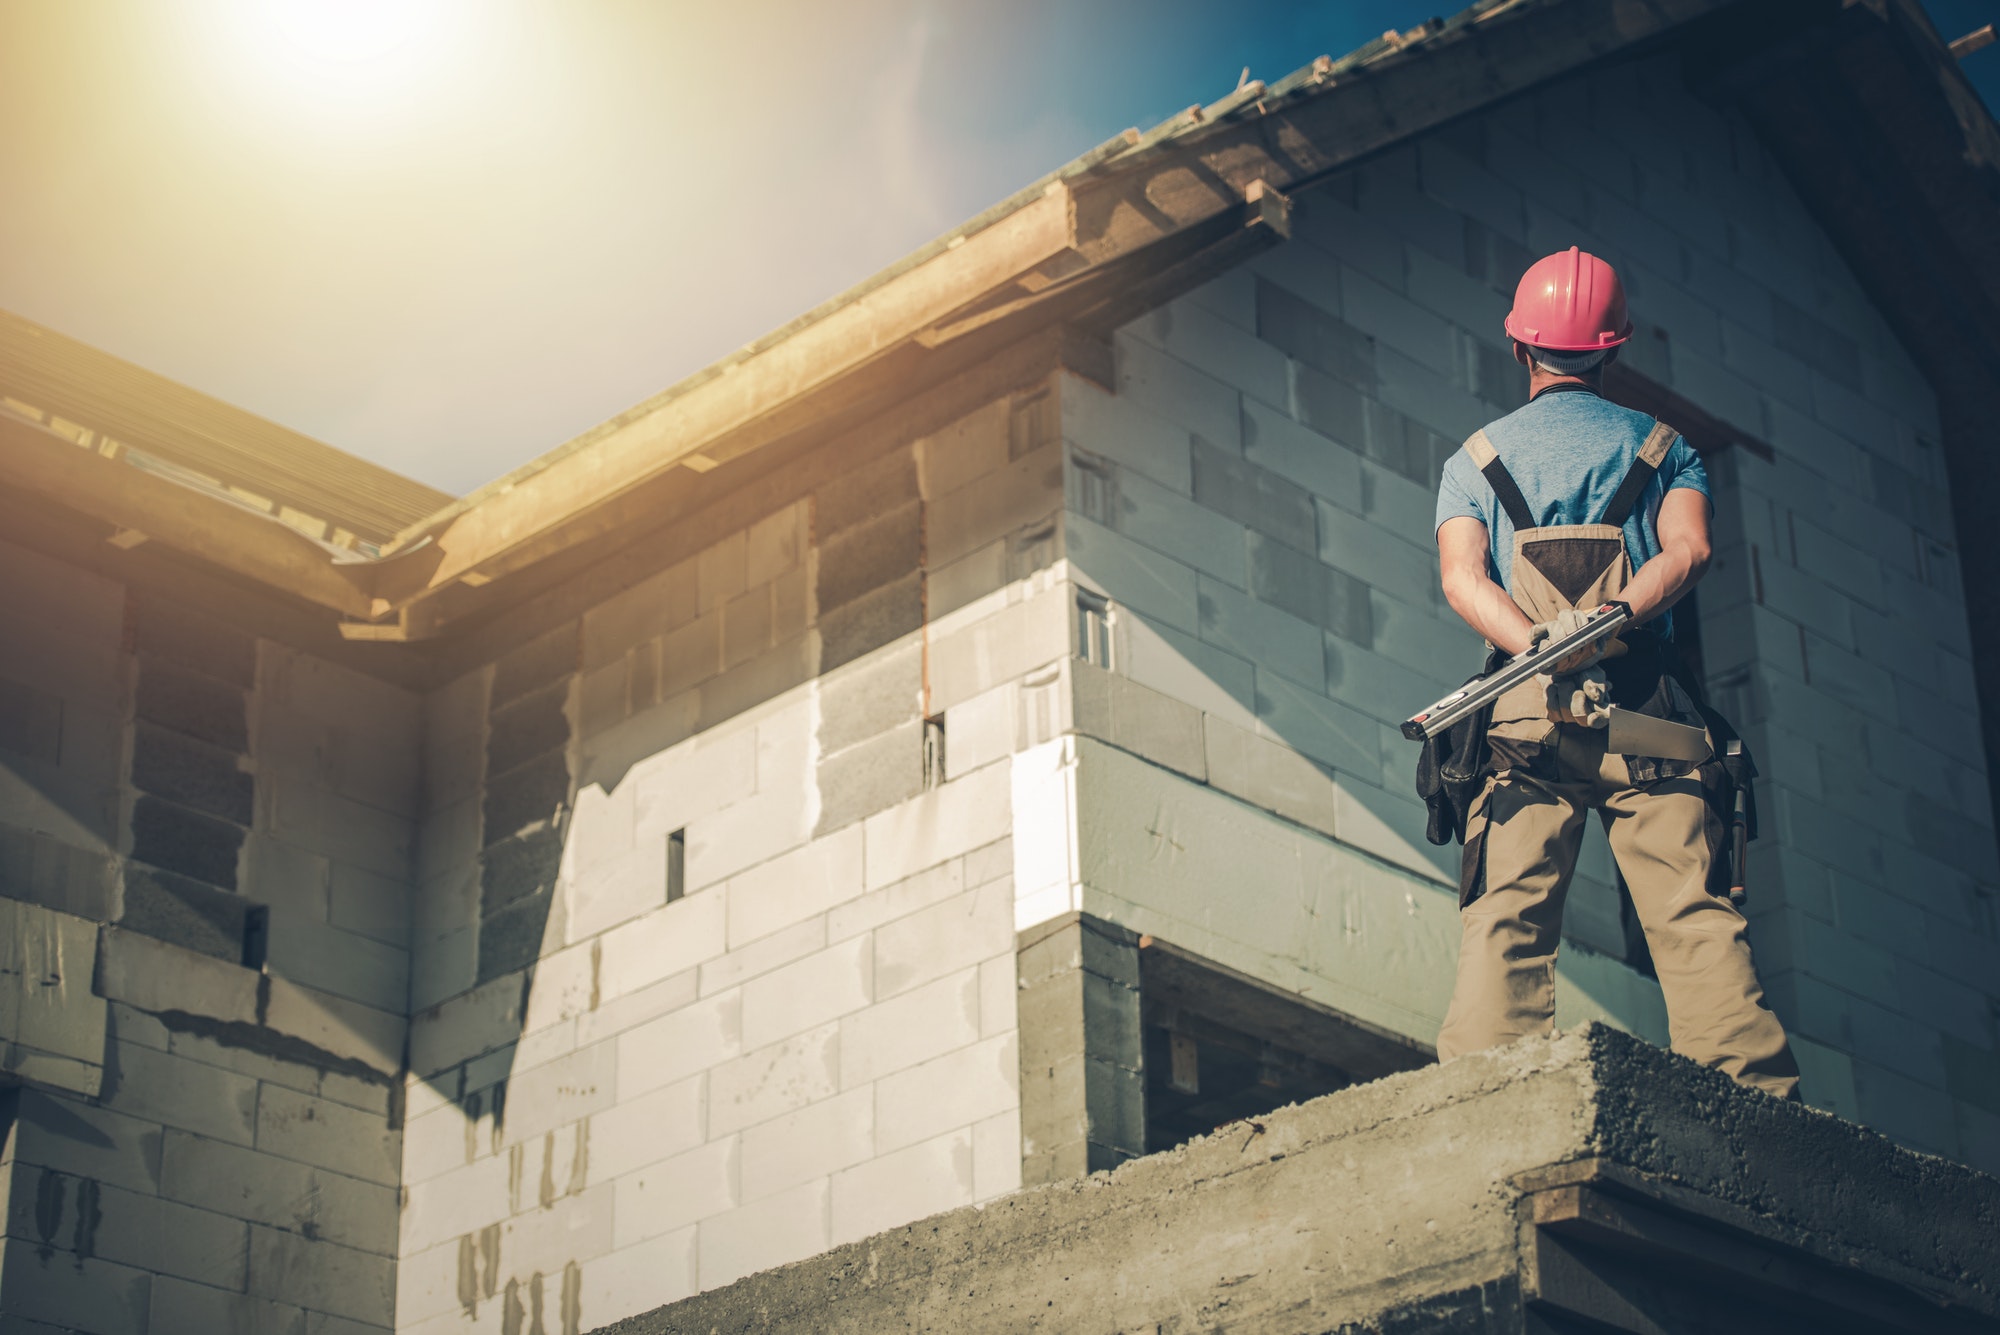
[1435,385,1709,612]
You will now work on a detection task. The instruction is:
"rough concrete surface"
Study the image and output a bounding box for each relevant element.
[595,1025,1999,1334]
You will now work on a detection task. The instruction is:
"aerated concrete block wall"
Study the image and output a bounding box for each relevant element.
[395,383,1073,1330]
[0,537,416,1332]
[1055,52,1999,1172]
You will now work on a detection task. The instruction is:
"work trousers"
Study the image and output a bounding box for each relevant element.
[1436,724,1800,1099]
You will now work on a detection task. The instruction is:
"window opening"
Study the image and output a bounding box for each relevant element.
[1076,590,1113,670]
[666,828,687,903]
[922,716,946,790]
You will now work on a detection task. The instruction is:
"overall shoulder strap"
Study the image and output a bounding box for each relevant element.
[1465,430,1535,532]
[1599,419,1680,527]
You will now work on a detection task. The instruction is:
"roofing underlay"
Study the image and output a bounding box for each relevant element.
[2,0,1996,648]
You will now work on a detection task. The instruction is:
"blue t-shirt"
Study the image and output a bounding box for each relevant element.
[1434,386,1709,635]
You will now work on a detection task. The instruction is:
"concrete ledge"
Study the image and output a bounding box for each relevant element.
[596,1025,2000,1334]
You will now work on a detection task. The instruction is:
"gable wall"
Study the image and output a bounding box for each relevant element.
[1056,50,1998,1172]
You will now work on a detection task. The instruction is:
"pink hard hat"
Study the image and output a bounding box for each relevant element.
[1503,247,1633,350]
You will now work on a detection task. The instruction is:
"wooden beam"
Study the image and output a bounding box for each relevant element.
[0,413,374,618]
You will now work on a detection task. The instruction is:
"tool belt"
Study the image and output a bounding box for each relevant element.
[1415,416,1758,901]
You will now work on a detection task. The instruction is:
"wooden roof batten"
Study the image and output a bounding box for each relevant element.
[343,0,1753,640]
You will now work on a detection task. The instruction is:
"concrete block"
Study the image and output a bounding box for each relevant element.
[83,1177,252,1291]
[611,1133,740,1250]
[491,623,578,712]
[99,1039,257,1146]
[148,1276,306,1335]
[1204,715,1339,835]
[874,1031,1018,1154]
[483,750,570,846]
[861,755,1013,892]
[584,1228,700,1330]
[1325,633,1453,729]
[1060,374,1192,498]
[1240,397,1362,503]
[497,1038,615,1148]
[0,1245,151,1335]
[409,972,526,1078]
[129,722,250,827]
[1067,510,1200,635]
[1071,665,1206,780]
[588,878,723,1001]
[575,961,698,1048]
[1365,588,1482,674]
[1102,463,1247,588]
[707,1023,840,1136]
[919,397,1011,499]
[409,925,476,1014]
[818,445,919,537]
[118,862,250,962]
[1127,296,1290,411]
[1371,344,1491,445]
[160,1130,395,1254]
[1120,616,1257,729]
[827,857,969,943]
[265,919,408,1013]
[0,818,116,922]
[1254,276,1373,388]
[1334,775,1456,886]
[0,899,107,1095]
[927,583,1070,715]
[695,1178,829,1291]
[422,668,489,816]
[839,967,981,1088]
[978,952,1017,1038]
[816,642,922,757]
[942,680,1015,780]
[738,1086,874,1205]
[485,680,569,784]
[96,925,258,1026]
[584,558,700,671]
[657,608,723,700]
[740,934,873,1050]
[1191,435,1316,555]
[583,1072,707,1189]
[1339,263,1456,371]
[1112,332,1242,453]
[257,975,403,1079]
[132,597,253,687]
[267,776,413,882]
[1316,498,1440,612]
[928,444,1063,571]
[129,794,244,892]
[815,720,924,834]
[829,1125,975,1247]
[1254,673,1380,777]
[9,1091,162,1197]
[724,826,864,949]
[246,1225,394,1327]
[1200,569,1327,689]
[323,862,406,949]
[972,1106,1022,1200]
[136,659,250,759]
[697,632,817,733]
[617,990,743,1101]
[628,719,758,841]
[819,501,921,616]
[254,1083,399,1186]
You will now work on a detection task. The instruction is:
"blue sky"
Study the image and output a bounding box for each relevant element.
[0,1,1991,496]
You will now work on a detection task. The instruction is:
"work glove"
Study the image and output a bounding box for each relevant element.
[1543,665,1612,729]
[1528,608,1622,674]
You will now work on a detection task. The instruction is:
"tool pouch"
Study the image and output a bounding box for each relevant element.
[1416,648,1505,846]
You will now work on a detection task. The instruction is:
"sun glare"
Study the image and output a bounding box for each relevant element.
[217,0,465,123]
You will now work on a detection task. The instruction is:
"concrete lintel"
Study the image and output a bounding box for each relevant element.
[597,1025,2000,1334]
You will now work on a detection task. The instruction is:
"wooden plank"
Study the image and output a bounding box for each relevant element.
[0,413,374,618]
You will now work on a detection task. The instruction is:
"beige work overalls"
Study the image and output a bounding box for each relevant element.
[1435,421,1800,1100]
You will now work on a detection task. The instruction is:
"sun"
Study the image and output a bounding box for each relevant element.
[219,0,464,123]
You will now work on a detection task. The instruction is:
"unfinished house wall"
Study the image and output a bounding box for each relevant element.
[394,384,1070,1331]
[1051,51,1999,1173]
[0,537,415,1334]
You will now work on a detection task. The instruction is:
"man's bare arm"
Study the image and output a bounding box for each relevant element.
[1617,487,1712,626]
[1439,516,1536,655]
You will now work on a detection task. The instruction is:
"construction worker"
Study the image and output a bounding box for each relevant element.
[1429,247,1799,1099]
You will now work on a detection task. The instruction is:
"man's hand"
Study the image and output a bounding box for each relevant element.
[1528,608,1621,673]
[1544,665,1612,728]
